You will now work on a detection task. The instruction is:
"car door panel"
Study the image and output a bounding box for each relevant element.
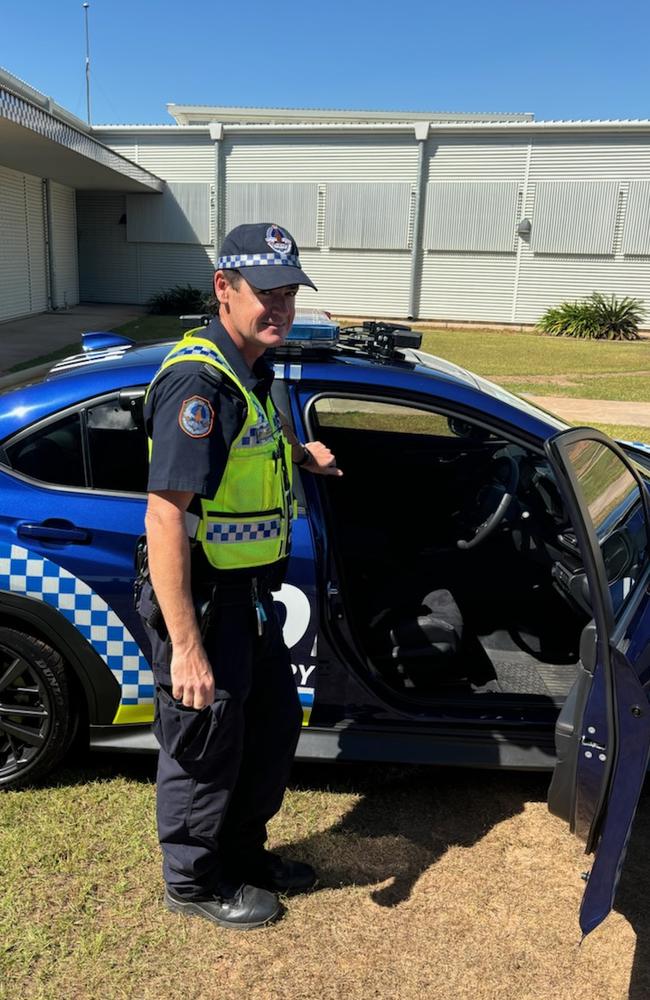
[545,428,650,936]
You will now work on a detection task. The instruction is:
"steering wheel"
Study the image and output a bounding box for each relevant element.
[457,453,520,551]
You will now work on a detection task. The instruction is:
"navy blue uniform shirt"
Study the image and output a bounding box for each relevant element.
[145,317,275,501]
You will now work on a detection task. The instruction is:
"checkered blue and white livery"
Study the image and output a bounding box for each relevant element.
[205,519,281,543]
[217,252,299,269]
[0,544,153,705]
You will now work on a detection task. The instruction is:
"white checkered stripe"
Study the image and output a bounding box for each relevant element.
[238,396,278,448]
[0,544,153,706]
[171,345,222,363]
[239,417,274,448]
[217,253,299,268]
[205,519,281,543]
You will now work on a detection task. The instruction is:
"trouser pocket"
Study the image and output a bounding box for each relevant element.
[153,685,232,764]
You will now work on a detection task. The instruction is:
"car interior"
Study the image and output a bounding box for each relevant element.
[308,397,592,710]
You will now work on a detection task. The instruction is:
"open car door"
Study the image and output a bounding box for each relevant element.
[544,428,650,936]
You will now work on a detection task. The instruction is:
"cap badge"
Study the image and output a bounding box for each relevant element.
[179,396,214,438]
[265,225,292,256]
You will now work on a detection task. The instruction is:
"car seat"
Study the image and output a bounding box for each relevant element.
[369,589,464,689]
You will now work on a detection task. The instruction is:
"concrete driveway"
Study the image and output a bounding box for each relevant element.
[0,303,146,373]
[526,394,650,428]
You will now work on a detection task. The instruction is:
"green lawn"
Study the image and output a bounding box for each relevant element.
[416,327,650,381]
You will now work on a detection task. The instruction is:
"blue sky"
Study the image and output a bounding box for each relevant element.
[3,0,650,125]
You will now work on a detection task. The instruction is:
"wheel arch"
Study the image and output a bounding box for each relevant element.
[0,591,122,724]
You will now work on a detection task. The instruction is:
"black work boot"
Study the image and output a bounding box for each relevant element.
[164,883,282,930]
[235,850,317,895]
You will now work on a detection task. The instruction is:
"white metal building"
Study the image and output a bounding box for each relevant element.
[2,67,650,325]
[0,68,162,324]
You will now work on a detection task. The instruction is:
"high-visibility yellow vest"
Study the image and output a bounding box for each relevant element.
[146,330,293,570]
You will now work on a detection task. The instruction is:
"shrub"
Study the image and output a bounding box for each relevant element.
[146,283,210,316]
[589,292,645,340]
[537,293,645,340]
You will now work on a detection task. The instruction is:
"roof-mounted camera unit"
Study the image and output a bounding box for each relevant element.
[339,321,422,357]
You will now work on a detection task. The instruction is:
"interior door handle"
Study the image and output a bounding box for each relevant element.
[17,522,92,544]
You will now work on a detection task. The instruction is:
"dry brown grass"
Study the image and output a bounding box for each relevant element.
[1,758,648,1000]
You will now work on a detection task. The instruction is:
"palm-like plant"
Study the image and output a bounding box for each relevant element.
[537,300,600,339]
[537,293,645,340]
[588,292,645,341]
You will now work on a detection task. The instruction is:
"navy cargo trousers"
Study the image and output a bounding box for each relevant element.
[142,582,302,899]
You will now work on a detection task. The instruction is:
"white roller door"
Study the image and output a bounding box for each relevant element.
[0,165,48,321]
[49,182,79,309]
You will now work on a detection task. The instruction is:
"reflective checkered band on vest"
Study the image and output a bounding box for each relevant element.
[0,544,153,706]
[205,519,282,543]
[217,252,299,269]
[238,395,280,448]
[240,421,274,447]
[169,344,222,362]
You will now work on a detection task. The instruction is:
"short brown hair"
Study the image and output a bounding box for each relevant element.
[220,268,241,288]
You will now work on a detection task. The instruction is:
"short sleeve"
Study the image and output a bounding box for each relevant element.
[145,364,240,498]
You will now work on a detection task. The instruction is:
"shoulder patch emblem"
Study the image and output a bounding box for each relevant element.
[179,396,214,438]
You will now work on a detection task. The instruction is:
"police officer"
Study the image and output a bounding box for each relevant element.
[140,223,341,930]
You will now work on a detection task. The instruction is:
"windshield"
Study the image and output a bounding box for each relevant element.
[410,350,569,431]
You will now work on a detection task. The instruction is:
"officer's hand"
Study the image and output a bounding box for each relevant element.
[303,441,343,477]
[171,646,215,709]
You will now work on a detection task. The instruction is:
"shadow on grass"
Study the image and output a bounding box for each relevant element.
[284,762,549,906]
[29,752,650,998]
[611,786,650,1000]
[285,762,650,1000]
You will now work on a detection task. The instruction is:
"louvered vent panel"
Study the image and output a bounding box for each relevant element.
[324,184,411,249]
[423,182,519,252]
[531,182,619,255]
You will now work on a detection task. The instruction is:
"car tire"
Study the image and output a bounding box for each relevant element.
[0,627,75,789]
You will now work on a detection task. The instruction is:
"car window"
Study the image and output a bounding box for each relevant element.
[4,392,148,495]
[565,438,649,618]
[86,396,148,493]
[313,397,456,437]
[6,412,85,488]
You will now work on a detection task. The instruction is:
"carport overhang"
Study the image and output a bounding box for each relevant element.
[0,70,163,193]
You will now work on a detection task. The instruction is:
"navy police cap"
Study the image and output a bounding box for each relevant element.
[217,223,317,291]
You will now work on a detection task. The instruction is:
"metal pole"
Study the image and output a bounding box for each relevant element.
[83,2,92,125]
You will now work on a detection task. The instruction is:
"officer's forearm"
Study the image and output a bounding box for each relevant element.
[144,492,202,653]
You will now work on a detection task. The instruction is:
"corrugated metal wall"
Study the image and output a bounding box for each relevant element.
[325,183,412,249]
[418,135,527,321]
[221,132,418,315]
[0,165,47,321]
[226,183,319,247]
[78,131,216,305]
[77,192,214,304]
[127,183,211,244]
[513,133,650,323]
[87,127,650,323]
[49,181,79,309]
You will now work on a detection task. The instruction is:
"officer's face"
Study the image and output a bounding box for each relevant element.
[215,272,298,362]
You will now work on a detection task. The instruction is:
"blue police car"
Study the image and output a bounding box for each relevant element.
[0,313,649,936]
